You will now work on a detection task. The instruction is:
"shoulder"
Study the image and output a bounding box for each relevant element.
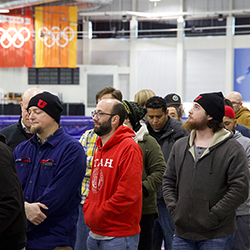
[59,131,84,150]
[14,139,32,155]
[169,117,189,138]
[0,122,19,134]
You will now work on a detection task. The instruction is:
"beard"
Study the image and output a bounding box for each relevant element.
[94,117,112,136]
[30,125,42,134]
[182,116,208,131]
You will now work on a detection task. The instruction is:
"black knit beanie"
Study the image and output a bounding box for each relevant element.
[28,91,63,124]
[122,100,147,132]
[193,92,225,122]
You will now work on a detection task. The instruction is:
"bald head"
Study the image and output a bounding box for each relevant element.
[226,91,242,113]
[21,88,42,130]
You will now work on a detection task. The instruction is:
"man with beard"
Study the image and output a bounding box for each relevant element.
[162,92,249,250]
[223,105,250,250]
[75,86,122,250]
[13,91,86,250]
[83,99,143,250]
[145,96,188,250]
[0,87,42,151]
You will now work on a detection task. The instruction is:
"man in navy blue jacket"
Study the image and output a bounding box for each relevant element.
[14,91,86,250]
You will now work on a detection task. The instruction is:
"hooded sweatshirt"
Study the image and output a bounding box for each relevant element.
[83,125,143,237]
[163,128,249,241]
[236,107,250,130]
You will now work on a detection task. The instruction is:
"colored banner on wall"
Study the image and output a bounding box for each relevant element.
[234,48,250,101]
[35,6,77,68]
[0,9,33,67]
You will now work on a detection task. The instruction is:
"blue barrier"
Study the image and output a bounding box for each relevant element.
[0,116,94,140]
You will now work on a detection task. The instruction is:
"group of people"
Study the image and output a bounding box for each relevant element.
[0,87,249,250]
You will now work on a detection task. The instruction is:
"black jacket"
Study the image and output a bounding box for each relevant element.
[163,129,249,240]
[0,116,30,151]
[0,134,27,249]
[147,117,189,203]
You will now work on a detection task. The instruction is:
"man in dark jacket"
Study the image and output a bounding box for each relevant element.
[145,96,188,250]
[0,133,27,250]
[0,88,42,151]
[163,92,249,250]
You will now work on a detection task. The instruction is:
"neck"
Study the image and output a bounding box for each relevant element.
[37,123,59,144]
[21,119,31,132]
[194,127,214,147]
[100,125,118,146]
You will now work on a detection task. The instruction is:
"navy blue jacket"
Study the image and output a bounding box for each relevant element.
[14,127,86,250]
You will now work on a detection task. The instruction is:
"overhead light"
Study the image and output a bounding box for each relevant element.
[0,9,9,13]
[149,0,161,2]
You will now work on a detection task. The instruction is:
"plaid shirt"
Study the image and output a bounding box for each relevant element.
[79,129,98,204]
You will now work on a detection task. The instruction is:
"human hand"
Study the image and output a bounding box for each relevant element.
[24,202,48,225]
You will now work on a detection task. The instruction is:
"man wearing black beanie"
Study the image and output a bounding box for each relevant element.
[13,91,87,250]
[162,92,249,250]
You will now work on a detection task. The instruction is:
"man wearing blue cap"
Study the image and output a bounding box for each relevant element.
[163,92,249,250]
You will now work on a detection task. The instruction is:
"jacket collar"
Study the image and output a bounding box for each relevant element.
[31,127,64,148]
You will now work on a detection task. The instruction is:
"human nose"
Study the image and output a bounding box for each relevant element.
[29,111,34,120]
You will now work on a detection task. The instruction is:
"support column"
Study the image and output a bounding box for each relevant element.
[129,16,138,100]
[176,0,184,99]
[225,0,234,94]
[83,18,91,65]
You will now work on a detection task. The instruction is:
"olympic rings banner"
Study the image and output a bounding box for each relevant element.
[35,6,77,68]
[0,9,33,67]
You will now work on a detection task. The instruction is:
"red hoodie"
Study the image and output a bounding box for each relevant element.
[83,125,143,237]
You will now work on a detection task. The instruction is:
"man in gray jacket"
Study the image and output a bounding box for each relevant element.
[223,105,250,250]
[163,92,249,250]
[145,96,188,250]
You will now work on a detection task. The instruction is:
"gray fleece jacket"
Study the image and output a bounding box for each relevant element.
[163,128,249,241]
[234,130,250,216]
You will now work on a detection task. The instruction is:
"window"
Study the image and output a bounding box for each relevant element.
[185,17,226,37]
[28,68,79,85]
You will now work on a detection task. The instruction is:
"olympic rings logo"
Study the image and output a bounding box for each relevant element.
[38,26,74,48]
[0,27,30,48]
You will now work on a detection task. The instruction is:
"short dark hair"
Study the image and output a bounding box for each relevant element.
[146,96,167,112]
[95,86,123,104]
[112,102,127,126]
[207,118,224,133]
[168,104,182,118]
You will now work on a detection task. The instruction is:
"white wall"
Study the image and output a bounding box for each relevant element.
[1,33,250,104]
[2,0,250,106]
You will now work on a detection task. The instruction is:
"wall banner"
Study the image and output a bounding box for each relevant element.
[234,48,250,101]
[35,6,77,68]
[0,9,33,67]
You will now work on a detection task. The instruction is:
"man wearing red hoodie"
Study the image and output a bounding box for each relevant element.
[83,98,143,250]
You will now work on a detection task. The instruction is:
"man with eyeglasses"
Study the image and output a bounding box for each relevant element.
[75,86,123,250]
[83,98,143,250]
[226,91,250,130]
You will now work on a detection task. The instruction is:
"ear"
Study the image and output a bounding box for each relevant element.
[112,115,119,125]
[207,114,213,121]
[234,119,237,128]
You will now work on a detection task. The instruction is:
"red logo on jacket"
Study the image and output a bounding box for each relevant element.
[37,99,47,109]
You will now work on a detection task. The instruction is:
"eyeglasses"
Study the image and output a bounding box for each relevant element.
[91,111,116,119]
[231,102,241,105]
